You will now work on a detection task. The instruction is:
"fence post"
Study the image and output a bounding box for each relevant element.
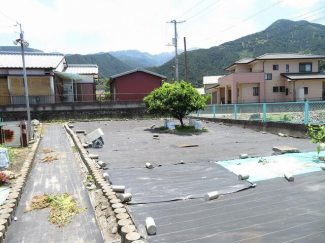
[234,104,237,120]
[197,110,200,117]
[304,101,309,124]
[263,103,266,121]
[213,105,216,119]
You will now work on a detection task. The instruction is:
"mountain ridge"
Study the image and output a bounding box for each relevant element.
[148,19,325,87]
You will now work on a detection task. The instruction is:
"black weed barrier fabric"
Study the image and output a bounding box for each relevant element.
[108,162,252,204]
[129,171,325,243]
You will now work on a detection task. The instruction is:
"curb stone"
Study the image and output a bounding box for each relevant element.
[0,130,41,240]
[64,123,146,242]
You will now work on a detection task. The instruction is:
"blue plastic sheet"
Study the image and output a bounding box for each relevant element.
[216,152,325,182]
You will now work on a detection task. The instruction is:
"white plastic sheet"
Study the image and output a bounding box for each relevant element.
[0,148,10,168]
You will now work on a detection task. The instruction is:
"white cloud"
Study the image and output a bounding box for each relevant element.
[0,0,322,54]
[277,0,322,9]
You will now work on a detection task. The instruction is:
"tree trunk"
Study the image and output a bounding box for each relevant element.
[179,117,184,127]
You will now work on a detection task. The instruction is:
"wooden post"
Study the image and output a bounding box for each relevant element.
[184,37,188,82]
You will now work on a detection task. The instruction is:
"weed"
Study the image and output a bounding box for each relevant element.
[40,155,58,163]
[40,149,55,154]
[86,174,94,183]
[25,193,87,227]
[71,146,77,153]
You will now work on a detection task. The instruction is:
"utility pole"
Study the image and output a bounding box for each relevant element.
[13,24,31,141]
[167,20,185,82]
[184,37,188,83]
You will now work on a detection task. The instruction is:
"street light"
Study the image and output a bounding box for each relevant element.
[13,24,31,142]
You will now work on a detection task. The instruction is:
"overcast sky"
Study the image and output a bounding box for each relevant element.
[0,0,324,55]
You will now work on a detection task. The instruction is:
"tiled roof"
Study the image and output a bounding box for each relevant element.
[281,72,325,80]
[110,67,166,79]
[65,64,98,74]
[0,51,65,68]
[235,58,254,64]
[257,53,325,60]
[224,53,325,70]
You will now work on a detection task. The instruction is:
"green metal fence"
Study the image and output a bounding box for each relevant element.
[193,101,325,124]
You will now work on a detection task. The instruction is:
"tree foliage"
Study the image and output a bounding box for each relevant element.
[307,124,325,154]
[143,81,209,127]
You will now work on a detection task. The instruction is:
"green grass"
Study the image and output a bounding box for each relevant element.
[156,125,208,133]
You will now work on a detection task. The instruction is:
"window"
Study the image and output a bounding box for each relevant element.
[299,63,312,72]
[286,64,289,72]
[273,65,279,70]
[273,86,279,92]
[286,88,289,95]
[253,87,259,96]
[304,87,308,95]
[280,86,285,92]
[265,73,272,80]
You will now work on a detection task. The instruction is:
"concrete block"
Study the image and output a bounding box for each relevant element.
[119,193,132,203]
[284,172,294,182]
[272,146,300,154]
[116,213,130,220]
[117,219,132,232]
[112,185,125,193]
[145,217,157,235]
[238,174,250,180]
[89,154,99,159]
[76,130,85,133]
[125,232,141,243]
[86,128,104,143]
[110,199,121,205]
[204,191,219,201]
[145,163,153,169]
[112,203,123,209]
[114,208,127,214]
[98,161,106,167]
[239,154,248,159]
[121,224,136,243]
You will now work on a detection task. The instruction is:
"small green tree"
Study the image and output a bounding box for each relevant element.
[307,124,325,154]
[143,81,209,127]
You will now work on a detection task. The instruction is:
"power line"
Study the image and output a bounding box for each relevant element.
[185,0,222,22]
[180,0,227,32]
[200,0,284,43]
[176,0,206,20]
[0,10,18,24]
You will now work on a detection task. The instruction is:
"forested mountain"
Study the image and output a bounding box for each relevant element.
[109,50,174,68]
[66,53,132,78]
[148,19,325,87]
[0,46,43,52]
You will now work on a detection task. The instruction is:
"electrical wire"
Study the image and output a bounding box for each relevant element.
[200,0,284,43]
[185,0,222,22]
[176,0,206,20]
[0,10,18,24]
[179,0,228,32]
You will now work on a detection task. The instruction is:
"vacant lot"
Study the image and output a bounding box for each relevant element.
[72,119,325,243]
[73,119,316,169]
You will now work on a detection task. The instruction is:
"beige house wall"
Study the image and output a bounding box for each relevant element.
[235,65,250,73]
[241,83,260,103]
[251,62,264,72]
[295,80,324,100]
